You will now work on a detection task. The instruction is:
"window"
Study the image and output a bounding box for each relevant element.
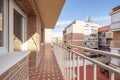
[14,10,24,51]
[0,0,3,46]
[9,0,27,51]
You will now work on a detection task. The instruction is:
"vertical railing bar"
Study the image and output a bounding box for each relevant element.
[69,52,71,80]
[65,51,68,80]
[83,59,86,80]
[73,54,75,80]
[67,51,69,80]
[72,53,74,80]
[60,47,62,74]
[63,48,65,77]
[68,51,70,80]
[61,47,63,76]
[109,72,115,80]
[93,64,97,80]
[65,49,67,80]
[77,56,80,80]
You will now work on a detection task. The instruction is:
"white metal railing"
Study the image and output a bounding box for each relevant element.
[53,43,120,80]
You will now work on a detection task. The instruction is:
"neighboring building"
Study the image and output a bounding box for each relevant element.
[0,0,65,80]
[110,5,120,69]
[98,26,113,52]
[63,20,100,53]
[52,36,63,45]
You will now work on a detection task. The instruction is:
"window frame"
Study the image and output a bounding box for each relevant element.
[0,0,9,53]
[9,0,27,51]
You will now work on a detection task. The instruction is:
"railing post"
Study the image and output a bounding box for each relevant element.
[67,52,69,80]
[83,59,86,80]
[65,50,67,80]
[73,54,75,80]
[93,64,97,80]
[64,49,67,80]
[63,48,65,78]
[69,52,71,80]
[77,56,80,80]
[109,72,115,80]
[61,47,63,75]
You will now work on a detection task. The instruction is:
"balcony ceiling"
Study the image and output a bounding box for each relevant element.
[35,0,65,28]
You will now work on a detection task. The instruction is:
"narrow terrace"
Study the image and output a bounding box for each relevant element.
[29,44,64,80]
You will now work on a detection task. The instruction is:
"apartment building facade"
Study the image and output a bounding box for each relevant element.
[0,0,65,80]
[63,20,100,53]
[98,26,113,52]
[110,5,120,68]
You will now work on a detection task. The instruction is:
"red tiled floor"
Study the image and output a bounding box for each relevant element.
[29,44,64,80]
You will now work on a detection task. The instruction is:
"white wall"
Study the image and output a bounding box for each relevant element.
[111,11,120,30]
[65,20,99,36]
[111,11,120,23]
[45,29,52,43]
[111,49,120,67]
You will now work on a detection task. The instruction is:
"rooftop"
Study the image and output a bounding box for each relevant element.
[113,5,120,12]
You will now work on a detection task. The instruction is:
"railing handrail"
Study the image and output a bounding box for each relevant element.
[66,48,120,75]
[66,44,120,59]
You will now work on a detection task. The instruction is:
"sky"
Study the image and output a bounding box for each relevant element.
[52,0,120,37]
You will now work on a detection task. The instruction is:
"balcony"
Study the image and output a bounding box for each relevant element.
[29,44,64,80]
[0,43,120,80]
[29,43,120,80]
[110,21,120,31]
[110,8,120,31]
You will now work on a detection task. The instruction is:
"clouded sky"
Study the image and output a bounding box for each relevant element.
[52,0,120,37]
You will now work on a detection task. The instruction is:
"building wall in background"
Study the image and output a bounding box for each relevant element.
[98,26,113,52]
[63,20,100,53]
[110,5,120,68]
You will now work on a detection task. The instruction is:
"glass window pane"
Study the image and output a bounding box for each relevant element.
[14,10,24,51]
[0,0,3,46]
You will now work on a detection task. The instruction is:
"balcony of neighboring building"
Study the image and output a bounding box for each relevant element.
[110,6,120,31]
